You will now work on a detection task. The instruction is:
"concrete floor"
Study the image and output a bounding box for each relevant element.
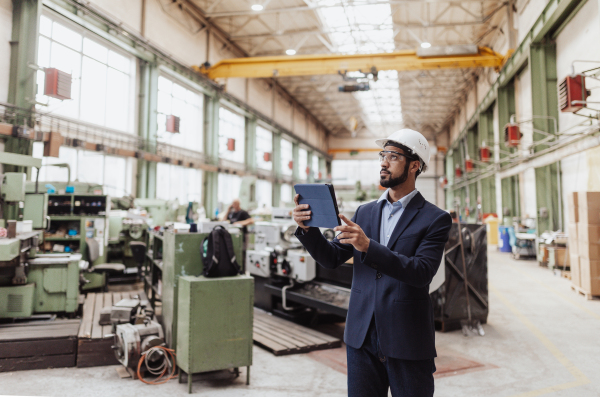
[1,249,600,396]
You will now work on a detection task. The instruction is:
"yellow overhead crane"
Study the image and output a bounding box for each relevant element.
[194,46,509,80]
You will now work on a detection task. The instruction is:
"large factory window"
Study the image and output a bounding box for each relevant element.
[30,142,133,196]
[332,159,381,188]
[255,179,273,209]
[280,139,293,176]
[156,163,202,203]
[157,75,204,152]
[256,126,273,171]
[298,148,308,181]
[312,155,320,179]
[281,183,293,205]
[36,14,136,133]
[217,173,242,211]
[218,107,245,163]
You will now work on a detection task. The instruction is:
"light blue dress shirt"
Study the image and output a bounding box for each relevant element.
[378,189,419,246]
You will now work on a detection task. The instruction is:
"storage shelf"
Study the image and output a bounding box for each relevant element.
[49,215,105,220]
[44,236,81,242]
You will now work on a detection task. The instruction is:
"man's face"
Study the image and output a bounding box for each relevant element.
[379,145,414,188]
[232,200,241,211]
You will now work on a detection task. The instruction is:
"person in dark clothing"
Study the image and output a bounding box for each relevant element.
[226,199,254,232]
[293,129,452,397]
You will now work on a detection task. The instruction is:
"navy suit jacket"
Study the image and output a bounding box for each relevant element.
[295,192,452,360]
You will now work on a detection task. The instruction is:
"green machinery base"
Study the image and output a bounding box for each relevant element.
[177,275,253,393]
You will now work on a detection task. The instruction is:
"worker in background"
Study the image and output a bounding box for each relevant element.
[225,199,254,232]
[292,129,452,397]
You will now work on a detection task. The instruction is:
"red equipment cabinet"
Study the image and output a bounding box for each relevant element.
[479,146,491,162]
[227,138,236,151]
[559,75,589,113]
[288,160,293,170]
[166,115,180,133]
[263,152,271,162]
[455,166,463,178]
[465,158,474,173]
[439,176,448,188]
[44,68,72,100]
[504,124,522,147]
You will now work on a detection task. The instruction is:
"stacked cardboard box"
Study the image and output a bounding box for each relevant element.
[567,192,580,286]
[576,192,600,296]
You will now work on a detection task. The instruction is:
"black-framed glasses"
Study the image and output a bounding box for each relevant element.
[378,150,412,163]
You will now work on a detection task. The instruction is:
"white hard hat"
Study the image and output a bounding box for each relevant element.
[375,129,430,173]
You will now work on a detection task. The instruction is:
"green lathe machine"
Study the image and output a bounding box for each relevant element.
[0,153,80,318]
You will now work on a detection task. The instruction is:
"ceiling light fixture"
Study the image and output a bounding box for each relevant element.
[420,42,432,49]
[251,4,263,11]
[286,49,296,55]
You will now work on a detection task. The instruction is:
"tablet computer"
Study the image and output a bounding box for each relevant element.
[294,183,341,228]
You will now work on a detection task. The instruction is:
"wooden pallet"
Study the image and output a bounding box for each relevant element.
[0,319,80,372]
[253,309,341,356]
[570,284,600,301]
[77,290,147,368]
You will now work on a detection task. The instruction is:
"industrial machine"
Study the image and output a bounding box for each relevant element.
[0,154,82,318]
[107,211,147,271]
[430,222,489,333]
[247,221,316,283]
[246,208,353,319]
[109,297,167,374]
[158,224,244,351]
[177,275,253,393]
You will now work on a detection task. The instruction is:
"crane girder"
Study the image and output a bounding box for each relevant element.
[194,46,507,80]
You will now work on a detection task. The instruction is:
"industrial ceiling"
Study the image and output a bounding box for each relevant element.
[179,0,509,142]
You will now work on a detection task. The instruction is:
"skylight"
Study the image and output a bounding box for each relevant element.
[316,0,403,135]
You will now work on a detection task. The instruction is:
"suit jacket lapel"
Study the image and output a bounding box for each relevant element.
[386,192,425,248]
[371,199,386,243]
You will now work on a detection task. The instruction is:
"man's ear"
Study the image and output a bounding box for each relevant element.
[411,160,420,174]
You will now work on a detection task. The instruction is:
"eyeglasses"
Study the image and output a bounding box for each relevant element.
[378,150,412,164]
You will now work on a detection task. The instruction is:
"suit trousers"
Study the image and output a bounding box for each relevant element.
[346,317,435,397]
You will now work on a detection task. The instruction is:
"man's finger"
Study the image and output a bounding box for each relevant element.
[339,214,357,226]
[338,232,358,240]
[334,225,357,233]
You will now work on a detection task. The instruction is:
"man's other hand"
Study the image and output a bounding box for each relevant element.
[335,214,370,252]
[293,194,311,231]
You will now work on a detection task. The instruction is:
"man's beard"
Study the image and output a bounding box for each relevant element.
[380,164,410,188]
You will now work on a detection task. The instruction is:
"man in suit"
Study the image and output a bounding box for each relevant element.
[293,129,452,397]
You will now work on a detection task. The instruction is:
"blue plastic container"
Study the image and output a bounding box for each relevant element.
[499,226,513,252]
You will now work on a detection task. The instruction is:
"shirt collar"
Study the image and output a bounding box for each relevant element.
[377,188,419,208]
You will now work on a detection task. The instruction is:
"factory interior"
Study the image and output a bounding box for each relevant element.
[1,0,600,395]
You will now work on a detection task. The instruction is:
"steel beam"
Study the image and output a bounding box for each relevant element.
[0,152,42,168]
[272,132,282,205]
[205,0,506,18]
[531,43,561,233]
[5,0,40,174]
[245,117,257,173]
[195,47,505,80]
